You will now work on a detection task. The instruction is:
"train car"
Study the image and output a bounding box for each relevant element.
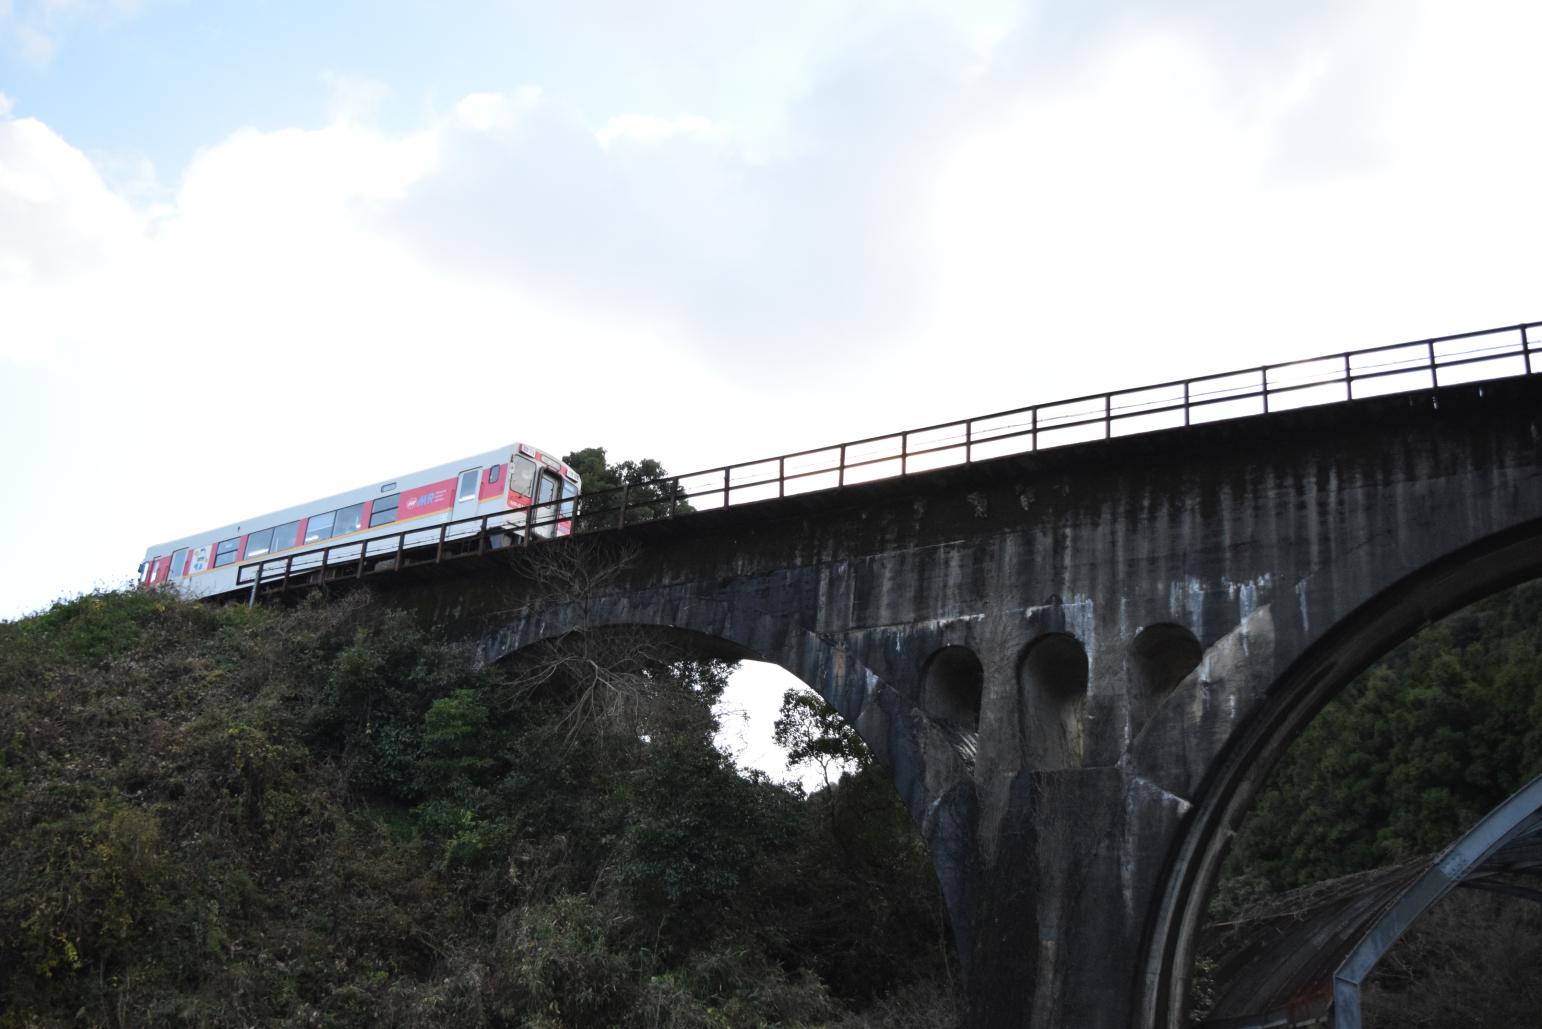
[139,442,581,599]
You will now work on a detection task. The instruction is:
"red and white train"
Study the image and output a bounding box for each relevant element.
[140,442,582,599]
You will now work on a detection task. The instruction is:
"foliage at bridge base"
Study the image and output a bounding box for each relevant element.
[0,589,957,1028]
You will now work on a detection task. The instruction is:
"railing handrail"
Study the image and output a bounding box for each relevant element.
[572,318,1538,525]
[238,318,1537,592]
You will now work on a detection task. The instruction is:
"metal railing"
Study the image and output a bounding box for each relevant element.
[239,319,1537,591]
[575,319,1538,527]
[235,502,576,589]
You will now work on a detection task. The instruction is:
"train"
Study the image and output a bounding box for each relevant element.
[139,442,582,599]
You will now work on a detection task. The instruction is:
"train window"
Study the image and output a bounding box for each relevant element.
[169,548,189,577]
[487,465,502,486]
[457,469,480,503]
[213,537,240,568]
[509,457,536,498]
[334,503,364,536]
[304,511,335,543]
[369,493,400,528]
[244,527,274,559]
[271,520,300,552]
[560,480,578,519]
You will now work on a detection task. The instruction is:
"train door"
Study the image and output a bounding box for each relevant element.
[557,479,578,536]
[451,467,482,536]
[534,468,562,538]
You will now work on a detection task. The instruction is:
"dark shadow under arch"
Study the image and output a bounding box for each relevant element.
[1017,632,1090,771]
[921,644,984,731]
[1141,515,1542,1029]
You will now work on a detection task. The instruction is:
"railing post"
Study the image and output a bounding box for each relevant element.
[902,432,909,475]
[838,444,847,487]
[524,502,533,545]
[1104,393,1112,438]
[778,456,785,498]
[1183,381,1191,426]
[395,532,403,568]
[1344,353,1353,401]
[1031,406,1038,450]
[617,481,629,528]
[281,556,291,593]
[356,541,366,578]
[477,516,488,556]
[1524,324,1533,376]
[668,478,679,518]
[1261,366,1270,414]
[965,420,974,463]
[435,526,445,563]
[723,466,731,508]
[1428,339,1438,389]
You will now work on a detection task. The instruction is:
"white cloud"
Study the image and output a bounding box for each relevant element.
[916,0,1542,401]
[596,113,720,149]
[451,88,544,134]
[321,71,392,125]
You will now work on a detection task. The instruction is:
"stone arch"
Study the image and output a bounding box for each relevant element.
[920,644,984,731]
[1018,631,1090,771]
[474,605,982,976]
[1127,622,1203,732]
[1141,518,1542,1029]
[1129,623,1203,697]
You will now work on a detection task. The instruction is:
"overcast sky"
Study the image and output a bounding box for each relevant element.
[2,0,1539,629]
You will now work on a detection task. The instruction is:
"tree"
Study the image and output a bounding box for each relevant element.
[563,446,692,528]
[1221,578,1542,895]
[774,687,871,792]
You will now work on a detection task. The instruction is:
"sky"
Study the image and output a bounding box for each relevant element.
[2,2,1541,771]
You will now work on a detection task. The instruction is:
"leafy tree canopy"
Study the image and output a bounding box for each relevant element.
[563,446,693,524]
[0,585,955,1027]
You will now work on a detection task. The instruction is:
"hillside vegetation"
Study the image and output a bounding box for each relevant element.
[0,588,955,1028]
[1224,578,1542,895]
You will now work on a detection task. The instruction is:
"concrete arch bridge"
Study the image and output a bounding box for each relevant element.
[264,326,1542,1027]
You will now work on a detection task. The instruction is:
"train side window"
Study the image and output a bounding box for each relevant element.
[369,493,400,527]
[213,537,240,568]
[244,527,274,559]
[169,548,189,577]
[487,465,502,486]
[457,469,480,503]
[334,503,364,536]
[304,511,336,543]
[271,520,300,552]
[509,457,536,498]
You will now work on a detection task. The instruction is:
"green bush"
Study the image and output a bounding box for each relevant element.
[0,587,958,1027]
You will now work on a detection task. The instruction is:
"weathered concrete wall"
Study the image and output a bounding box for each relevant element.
[393,376,1542,1028]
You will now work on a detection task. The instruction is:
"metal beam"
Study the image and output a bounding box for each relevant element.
[1332,774,1542,1028]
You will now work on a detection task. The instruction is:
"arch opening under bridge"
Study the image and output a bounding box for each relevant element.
[1144,520,1542,1028]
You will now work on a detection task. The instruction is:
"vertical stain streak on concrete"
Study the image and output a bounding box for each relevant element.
[1065,595,1096,683]
[1227,573,1271,655]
